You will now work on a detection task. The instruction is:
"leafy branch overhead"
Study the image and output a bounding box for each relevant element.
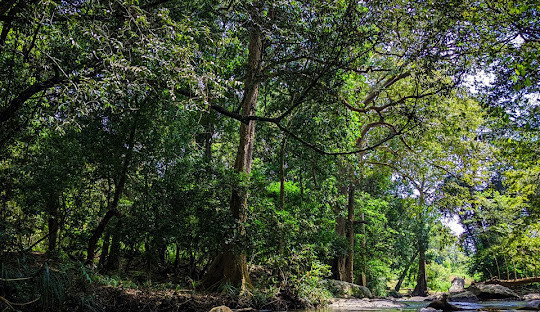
[0,0,538,310]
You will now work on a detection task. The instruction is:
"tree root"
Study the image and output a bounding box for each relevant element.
[0,295,40,311]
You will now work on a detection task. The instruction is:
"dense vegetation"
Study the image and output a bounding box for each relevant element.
[1,0,538,311]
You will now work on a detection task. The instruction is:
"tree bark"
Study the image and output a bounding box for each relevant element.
[332,186,348,281]
[412,248,428,296]
[98,230,111,270]
[344,185,355,283]
[485,276,540,286]
[202,23,262,291]
[493,252,501,279]
[360,211,367,287]
[279,137,286,211]
[278,136,286,254]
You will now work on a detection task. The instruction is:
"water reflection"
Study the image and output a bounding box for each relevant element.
[299,300,527,312]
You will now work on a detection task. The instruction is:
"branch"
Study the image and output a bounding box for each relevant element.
[277,122,407,156]
[356,121,396,147]
[362,72,410,106]
[0,72,62,124]
[366,160,421,190]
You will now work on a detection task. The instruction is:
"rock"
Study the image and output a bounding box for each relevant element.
[388,289,402,298]
[467,283,520,300]
[448,291,479,302]
[325,279,372,298]
[449,277,465,293]
[428,294,462,311]
[520,300,540,310]
[419,308,439,312]
[329,298,405,309]
[524,293,540,300]
[209,306,233,312]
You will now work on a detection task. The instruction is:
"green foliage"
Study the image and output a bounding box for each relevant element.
[0,0,538,310]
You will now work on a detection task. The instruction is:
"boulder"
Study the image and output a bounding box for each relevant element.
[325,279,372,298]
[209,306,233,312]
[448,291,479,302]
[467,283,520,300]
[419,308,439,312]
[449,277,465,293]
[524,293,540,300]
[520,300,540,310]
[428,294,462,311]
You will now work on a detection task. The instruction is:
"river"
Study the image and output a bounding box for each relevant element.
[303,299,529,312]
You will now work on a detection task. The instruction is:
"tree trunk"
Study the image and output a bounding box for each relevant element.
[395,252,418,292]
[174,243,180,272]
[493,252,501,279]
[86,119,137,264]
[278,137,286,255]
[485,276,540,286]
[344,185,355,283]
[279,137,286,211]
[46,194,59,254]
[412,248,428,296]
[504,254,510,280]
[106,227,122,271]
[311,159,318,187]
[201,24,262,291]
[299,170,304,203]
[332,187,347,281]
[360,211,367,287]
[98,230,111,270]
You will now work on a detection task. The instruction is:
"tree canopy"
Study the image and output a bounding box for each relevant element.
[0,0,538,311]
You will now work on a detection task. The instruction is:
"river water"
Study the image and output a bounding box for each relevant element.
[305,300,529,312]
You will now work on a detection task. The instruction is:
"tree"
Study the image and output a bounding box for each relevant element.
[368,93,486,295]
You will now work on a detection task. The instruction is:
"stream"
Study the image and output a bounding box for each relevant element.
[304,300,529,312]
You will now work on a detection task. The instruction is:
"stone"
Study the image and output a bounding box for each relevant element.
[329,298,405,309]
[521,300,540,310]
[524,293,540,300]
[209,306,233,312]
[428,294,461,311]
[325,279,373,298]
[467,283,520,300]
[448,291,479,302]
[419,308,439,312]
[449,277,465,293]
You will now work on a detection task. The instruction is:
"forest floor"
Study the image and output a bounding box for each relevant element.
[2,253,539,312]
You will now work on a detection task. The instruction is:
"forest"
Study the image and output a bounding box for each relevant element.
[0,0,538,311]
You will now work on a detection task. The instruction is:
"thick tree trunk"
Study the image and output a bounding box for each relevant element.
[202,24,262,291]
[395,252,418,292]
[344,185,355,283]
[412,248,428,296]
[86,120,137,264]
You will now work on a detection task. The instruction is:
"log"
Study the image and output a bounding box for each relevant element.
[484,277,540,286]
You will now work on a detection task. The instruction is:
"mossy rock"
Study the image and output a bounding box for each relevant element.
[324,279,372,299]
